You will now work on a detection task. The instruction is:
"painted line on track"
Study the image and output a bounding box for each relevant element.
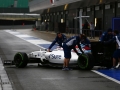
[5,30,57,50]
[92,70,120,84]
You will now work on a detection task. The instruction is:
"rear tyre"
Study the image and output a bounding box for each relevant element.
[14,52,28,68]
[77,53,94,70]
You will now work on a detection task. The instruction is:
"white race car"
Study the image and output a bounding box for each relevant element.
[13,44,93,69]
[4,45,94,70]
[4,42,115,70]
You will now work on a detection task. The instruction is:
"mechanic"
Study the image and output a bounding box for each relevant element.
[105,30,120,69]
[81,34,90,46]
[62,34,85,70]
[99,28,113,42]
[48,32,67,52]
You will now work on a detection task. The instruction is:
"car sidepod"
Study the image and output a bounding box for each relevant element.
[14,52,28,68]
[77,53,94,70]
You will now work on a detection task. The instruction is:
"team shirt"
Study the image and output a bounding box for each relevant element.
[64,36,84,54]
[100,32,113,41]
[48,34,67,49]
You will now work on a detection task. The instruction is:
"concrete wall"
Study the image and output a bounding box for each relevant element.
[30,0,120,31]
[29,0,82,12]
[0,25,33,30]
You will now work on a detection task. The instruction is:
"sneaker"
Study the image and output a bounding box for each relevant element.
[62,67,66,71]
[65,67,72,70]
[110,66,116,70]
[116,65,120,69]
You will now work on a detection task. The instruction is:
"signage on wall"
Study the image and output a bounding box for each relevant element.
[61,12,63,14]
[95,6,99,10]
[105,4,110,9]
[65,11,68,14]
[87,8,91,12]
[112,18,120,31]
[118,3,120,8]
[57,12,59,15]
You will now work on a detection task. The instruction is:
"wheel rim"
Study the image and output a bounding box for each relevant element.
[78,55,88,69]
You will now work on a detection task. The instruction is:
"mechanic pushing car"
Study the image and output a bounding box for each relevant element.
[81,34,90,46]
[62,34,85,70]
[99,28,113,42]
[48,32,67,52]
[106,30,120,69]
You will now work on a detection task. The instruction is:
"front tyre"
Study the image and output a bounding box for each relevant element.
[77,53,94,70]
[14,52,28,68]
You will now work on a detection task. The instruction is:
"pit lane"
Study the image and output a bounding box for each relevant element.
[0,29,120,90]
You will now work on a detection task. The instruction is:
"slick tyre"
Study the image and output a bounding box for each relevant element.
[14,52,28,68]
[77,53,94,70]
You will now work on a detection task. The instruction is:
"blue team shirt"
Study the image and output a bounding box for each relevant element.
[81,38,90,45]
[100,32,113,42]
[64,36,81,49]
[48,34,67,49]
[108,35,120,44]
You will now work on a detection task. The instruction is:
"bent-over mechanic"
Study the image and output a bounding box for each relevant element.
[48,32,67,52]
[62,34,85,70]
[81,34,90,46]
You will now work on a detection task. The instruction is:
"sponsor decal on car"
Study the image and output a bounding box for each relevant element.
[49,54,61,59]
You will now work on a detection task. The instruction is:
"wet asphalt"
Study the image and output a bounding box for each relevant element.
[0,29,119,90]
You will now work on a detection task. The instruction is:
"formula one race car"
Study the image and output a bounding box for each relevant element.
[14,44,92,69]
[4,42,116,70]
[4,44,93,70]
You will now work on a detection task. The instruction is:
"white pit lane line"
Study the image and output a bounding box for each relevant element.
[92,70,120,84]
[5,30,120,85]
[5,30,48,49]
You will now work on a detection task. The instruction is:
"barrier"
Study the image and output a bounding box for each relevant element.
[66,28,103,38]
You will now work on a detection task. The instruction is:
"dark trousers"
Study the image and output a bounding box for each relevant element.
[90,30,95,38]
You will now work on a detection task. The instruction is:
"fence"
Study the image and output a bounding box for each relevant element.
[38,25,103,40]
[66,28,103,38]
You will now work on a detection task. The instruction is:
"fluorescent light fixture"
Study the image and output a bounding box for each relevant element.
[95,18,97,27]
[61,19,64,23]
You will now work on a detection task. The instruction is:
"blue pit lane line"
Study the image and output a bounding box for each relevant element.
[98,69,120,81]
[22,37,40,40]
[5,30,120,84]
[92,70,120,84]
[38,44,57,50]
